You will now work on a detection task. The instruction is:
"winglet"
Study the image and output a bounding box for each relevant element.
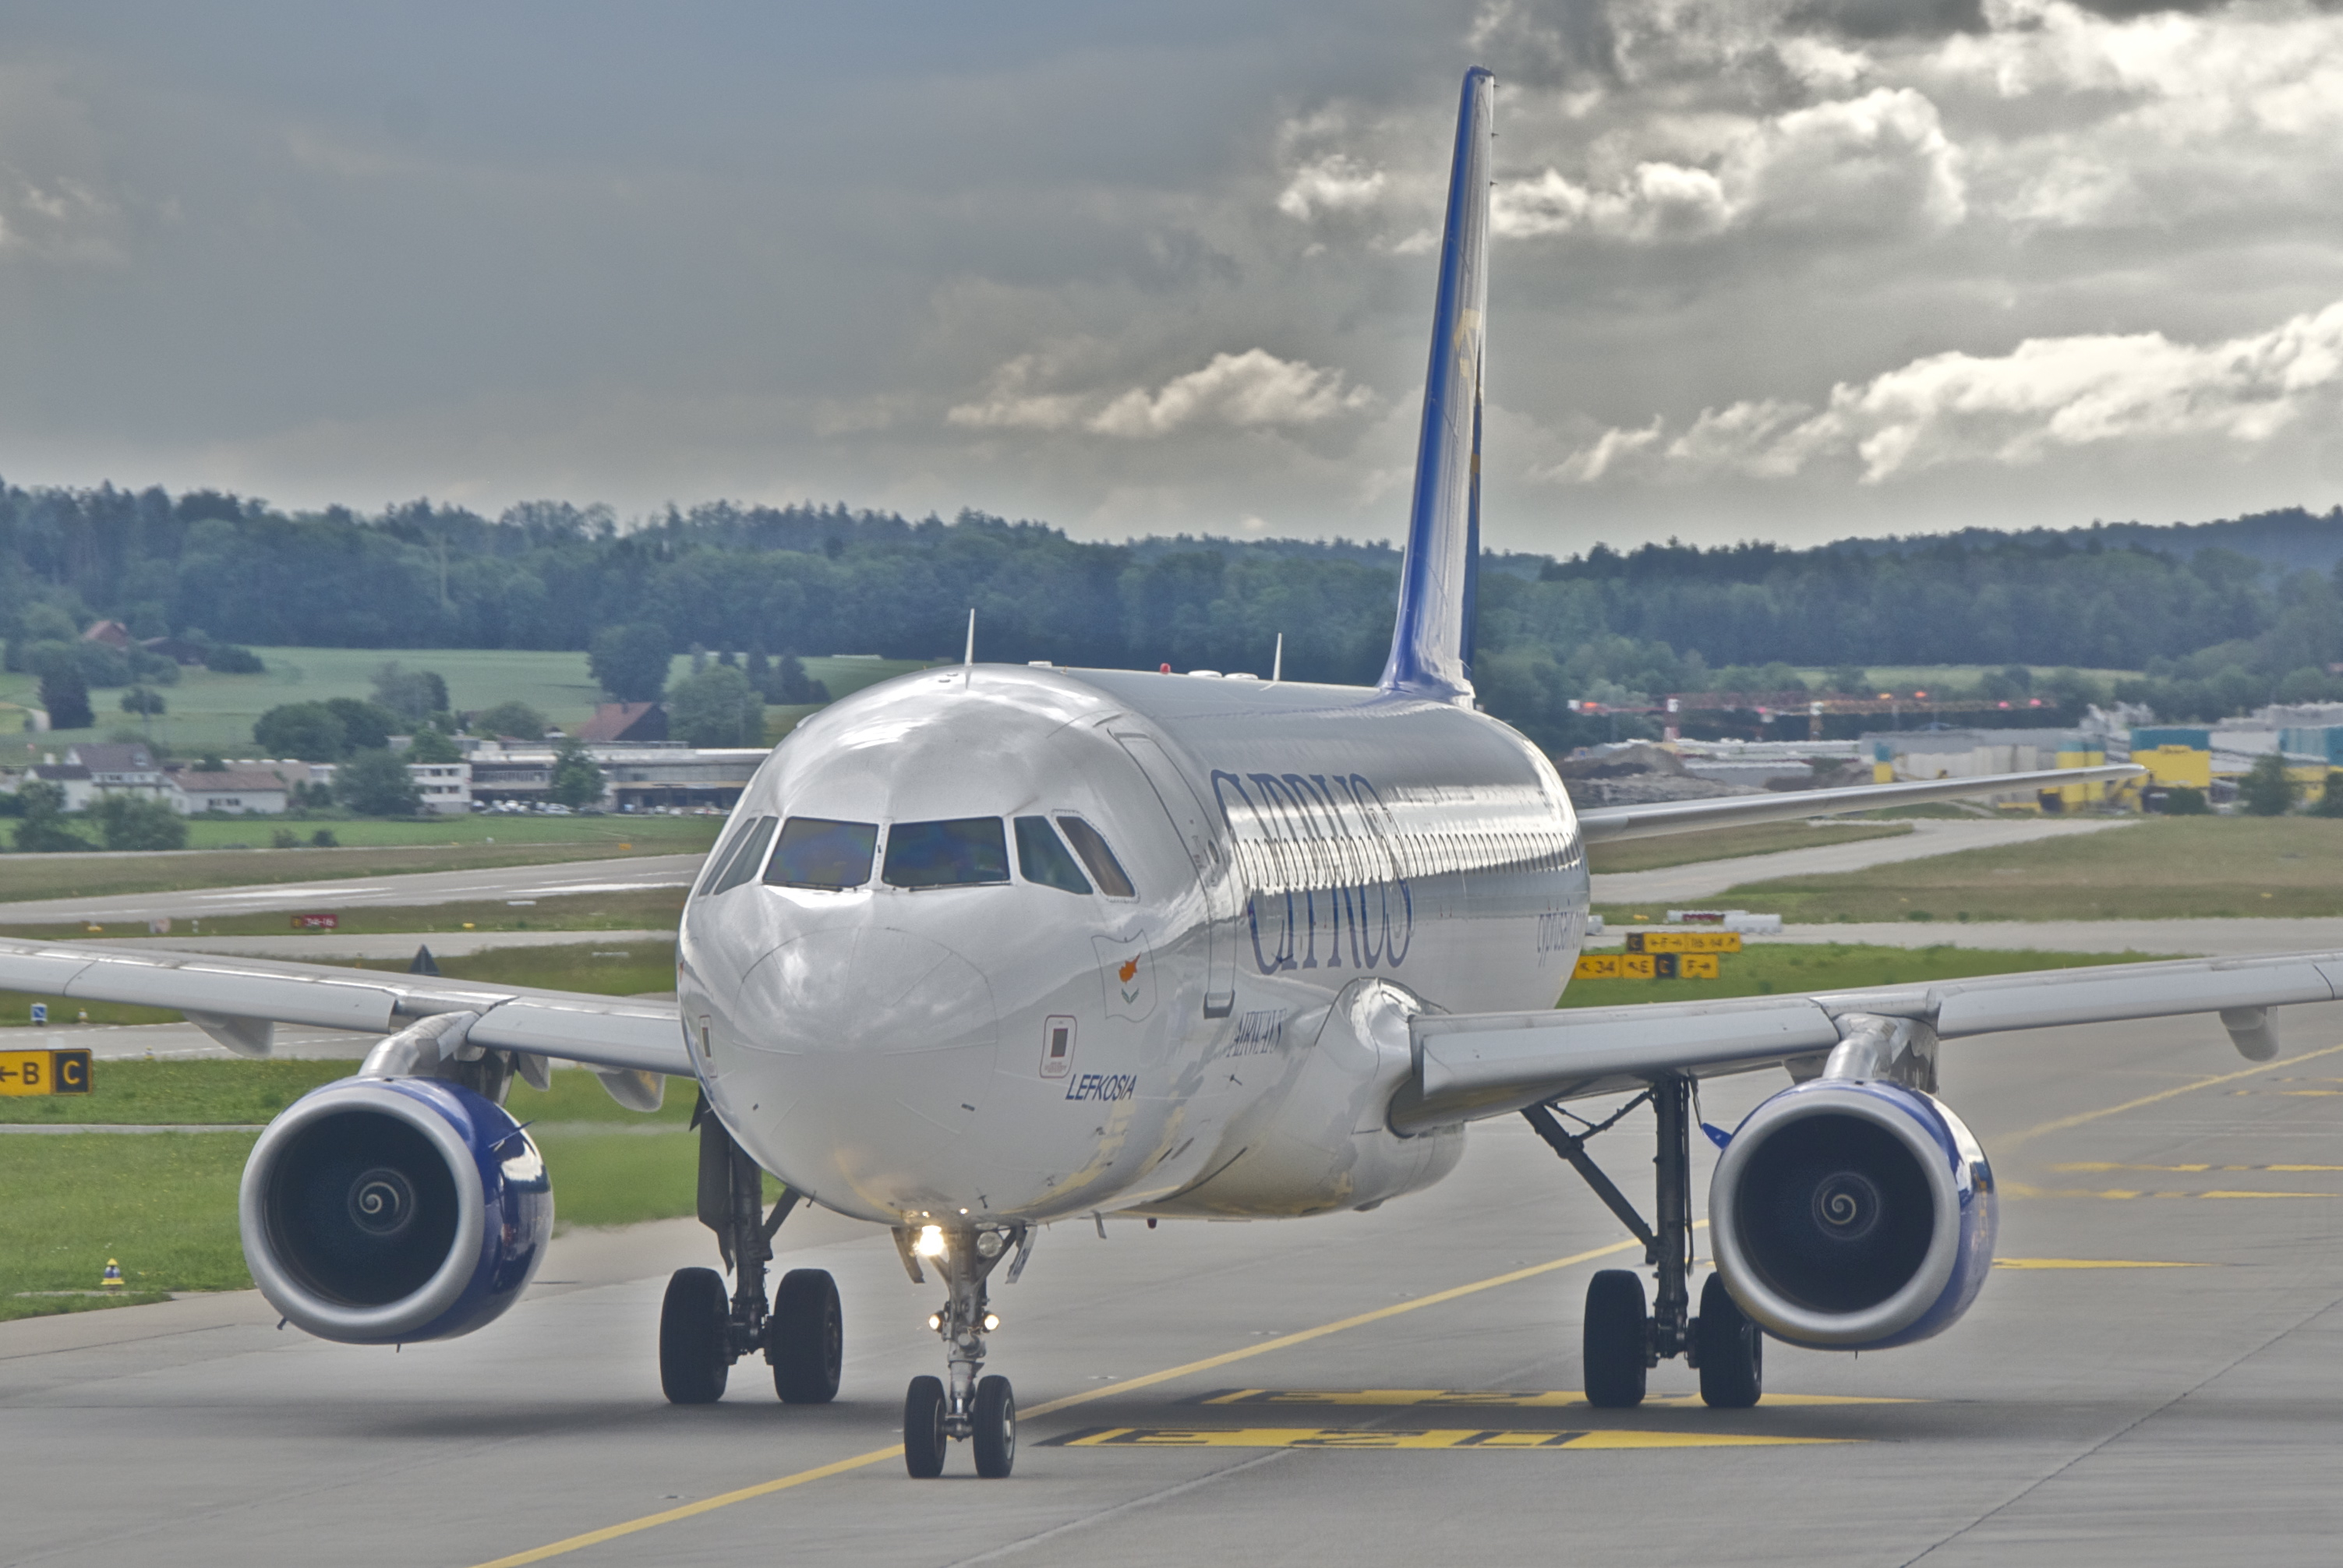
[1379,66,1493,705]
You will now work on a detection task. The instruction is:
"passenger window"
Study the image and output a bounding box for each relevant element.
[1057,816,1135,899]
[882,818,1010,888]
[766,817,879,890]
[1015,817,1092,895]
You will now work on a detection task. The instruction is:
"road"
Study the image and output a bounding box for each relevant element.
[0,854,703,925]
[5,1004,2340,1566]
[1592,817,2132,906]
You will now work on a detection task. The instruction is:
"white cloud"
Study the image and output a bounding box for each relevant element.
[950,349,1373,440]
[1277,154,1387,221]
[1546,298,2343,485]
[1492,87,1963,244]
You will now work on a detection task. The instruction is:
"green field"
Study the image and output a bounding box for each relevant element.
[1587,820,1910,874]
[0,826,716,906]
[1559,941,2168,1008]
[1594,817,2343,924]
[0,648,926,757]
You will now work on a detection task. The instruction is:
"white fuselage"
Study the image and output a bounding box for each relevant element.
[677,664,1591,1229]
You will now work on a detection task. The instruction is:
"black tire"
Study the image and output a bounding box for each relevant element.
[769,1269,843,1404]
[1696,1273,1763,1410]
[1582,1269,1649,1409]
[904,1376,948,1479]
[973,1375,1016,1479]
[659,1267,730,1405]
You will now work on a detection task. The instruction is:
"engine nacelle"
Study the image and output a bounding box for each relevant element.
[1709,1078,1995,1351]
[239,1076,552,1344]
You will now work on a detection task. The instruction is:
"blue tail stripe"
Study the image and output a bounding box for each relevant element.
[1379,65,1493,702]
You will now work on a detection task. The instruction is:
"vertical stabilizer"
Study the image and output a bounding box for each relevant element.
[1379,66,1492,703]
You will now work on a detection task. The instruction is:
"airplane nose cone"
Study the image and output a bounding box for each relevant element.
[733,925,1000,1139]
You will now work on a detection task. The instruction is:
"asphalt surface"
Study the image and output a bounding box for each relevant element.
[1592,818,2133,906]
[0,853,703,925]
[1592,918,2343,959]
[6,1003,2341,1566]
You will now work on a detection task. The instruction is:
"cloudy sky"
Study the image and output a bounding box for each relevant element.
[5,1,2342,553]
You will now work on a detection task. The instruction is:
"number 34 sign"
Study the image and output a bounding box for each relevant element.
[0,1049,92,1096]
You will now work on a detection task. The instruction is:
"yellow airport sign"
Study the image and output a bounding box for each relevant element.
[1573,952,1720,981]
[0,1048,92,1096]
[1625,931,1742,955]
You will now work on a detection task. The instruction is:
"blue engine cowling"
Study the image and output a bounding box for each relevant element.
[1709,1078,1995,1351]
[239,1076,553,1344]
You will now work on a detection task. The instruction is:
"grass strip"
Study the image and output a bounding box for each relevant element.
[1586,819,1910,874]
[1598,817,2343,924]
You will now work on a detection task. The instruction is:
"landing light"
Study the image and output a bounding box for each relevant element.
[928,1314,942,1331]
[914,1224,947,1259]
[983,1313,1001,1333]
[975,1231,1004,1259]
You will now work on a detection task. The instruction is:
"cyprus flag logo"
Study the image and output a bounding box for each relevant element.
[1091,932,1157,1022]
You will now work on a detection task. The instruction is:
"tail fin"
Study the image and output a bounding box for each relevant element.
[1379,66,1493,703]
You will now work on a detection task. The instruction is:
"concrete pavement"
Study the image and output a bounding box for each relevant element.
[1592,816,2133,906]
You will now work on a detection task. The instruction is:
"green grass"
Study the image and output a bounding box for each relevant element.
[2,885,687,946]
[1559,941,2172,1008]
[0,648,926,758]
[2,937,680,1030]
[1587,820,1910,874]
[166,814,719,851]
[0,1058,694,1127]
[0,829,715,905]
[1595,817,2343,924]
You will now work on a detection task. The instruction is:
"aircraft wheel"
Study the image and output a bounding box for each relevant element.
[903,1376,948,1478]
[1581,1269,1648,1409]
[769,1269,843,1404]
[659,1267,730,1405]
[1696,1273,1763,1410]
[973,1375,1016,1478]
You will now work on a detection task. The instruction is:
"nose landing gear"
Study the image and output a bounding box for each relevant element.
[895,1221,1031,1478]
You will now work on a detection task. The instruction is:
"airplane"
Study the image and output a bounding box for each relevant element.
[6,65,2338,1483]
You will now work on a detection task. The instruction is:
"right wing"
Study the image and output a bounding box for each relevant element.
[0,935,688,1078]
[1388,948,2343,1133]
[1574,765,2142,843]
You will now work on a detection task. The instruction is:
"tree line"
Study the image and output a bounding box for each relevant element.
[2,481,2338,754]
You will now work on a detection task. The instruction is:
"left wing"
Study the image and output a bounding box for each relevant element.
[0,935,688,1077]
[1387,948,2343,1133]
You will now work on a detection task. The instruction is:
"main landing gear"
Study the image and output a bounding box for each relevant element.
[1524,1075,1762,1410]
[659,1097,844,1406]
[893,1220,1033,1478]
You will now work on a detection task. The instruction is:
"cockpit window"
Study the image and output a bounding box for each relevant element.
[765,817,878,890]
[1056,815,1135,899]
[882,818,1011,889]
[705,815,778,895]
[1015,816,1091,895]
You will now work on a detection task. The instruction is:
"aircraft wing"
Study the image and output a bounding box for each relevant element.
[0,936,690,1077]
[1574,764,2143,843]
[1386,949,2343,1133]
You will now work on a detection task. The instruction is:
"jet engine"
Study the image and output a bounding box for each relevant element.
[1708,1078,1995,1351]
[239,1075,552,1344]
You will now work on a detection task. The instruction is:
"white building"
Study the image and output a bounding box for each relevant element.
[170,768,293,815]
[407,761,472,814]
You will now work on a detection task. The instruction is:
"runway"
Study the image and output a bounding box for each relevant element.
[0,853,702,925]
[5,1004,2341,1566]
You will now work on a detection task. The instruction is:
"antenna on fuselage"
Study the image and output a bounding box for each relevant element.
[963,608,975,686]
[1270,633,1284,685]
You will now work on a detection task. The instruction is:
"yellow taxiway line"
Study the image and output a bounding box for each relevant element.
[469,1235,1645,1566]
[1051,1426,1845,1451]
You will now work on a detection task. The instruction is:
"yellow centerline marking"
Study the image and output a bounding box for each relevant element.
[2002,1182,2333,1201]
[1995,1040,2343,1150]
[469,1235,1644,1567]
[1052,1426,1843,1451]
[1993,1258,2209,1270]
[1198,1388,1912,1408]
[2052,1163,2343,1174]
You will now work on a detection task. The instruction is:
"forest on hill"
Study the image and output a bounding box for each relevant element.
[2,481,2338,751]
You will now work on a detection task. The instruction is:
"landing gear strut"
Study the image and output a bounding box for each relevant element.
[658,1096,842,1405]
[1524,1075,1761,1410]
[895,1222,1031,1478]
